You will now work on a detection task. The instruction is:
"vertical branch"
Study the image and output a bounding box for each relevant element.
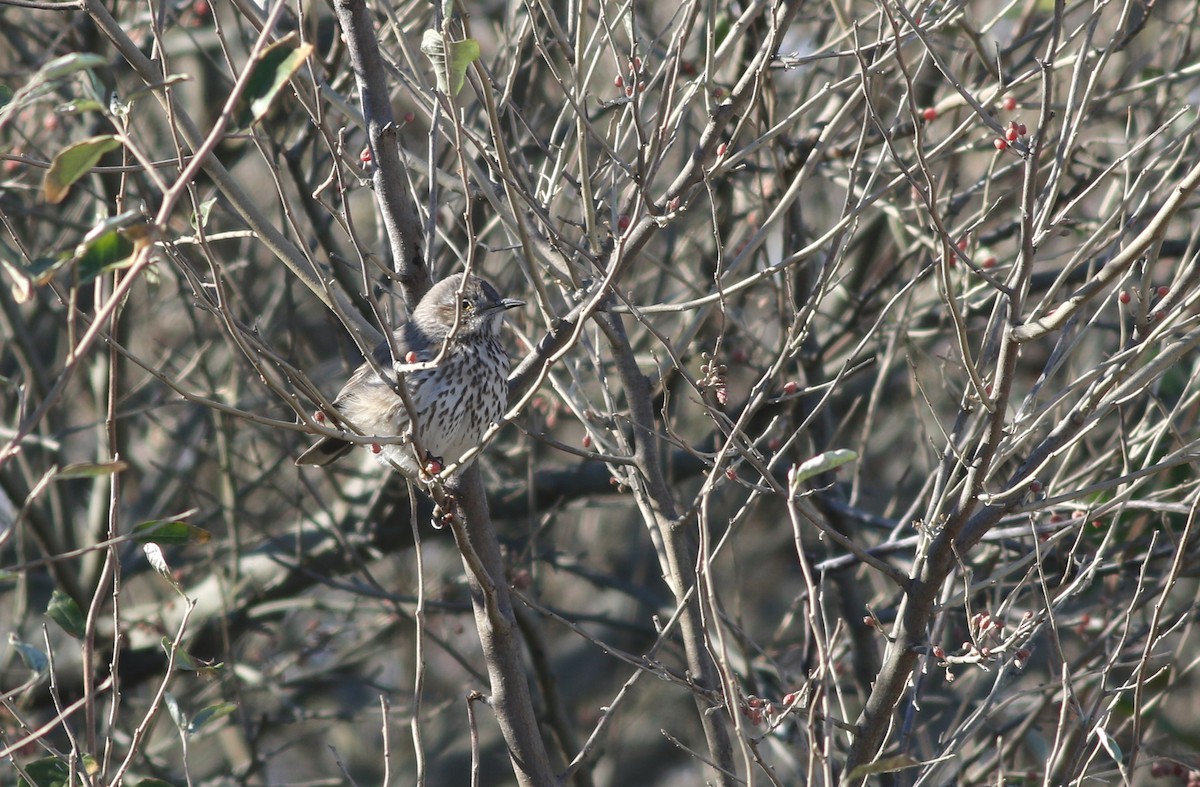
[595,311,737,785]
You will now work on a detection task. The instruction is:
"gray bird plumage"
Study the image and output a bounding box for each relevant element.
[296,274,522,476]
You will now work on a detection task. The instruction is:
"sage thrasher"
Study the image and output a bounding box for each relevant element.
[296,274,522,476]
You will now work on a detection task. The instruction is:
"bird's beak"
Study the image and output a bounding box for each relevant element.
[496,298,524,311]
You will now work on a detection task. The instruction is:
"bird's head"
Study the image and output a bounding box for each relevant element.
[413,273,523,341]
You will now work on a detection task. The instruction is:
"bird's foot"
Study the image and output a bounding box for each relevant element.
[431,493,457,529]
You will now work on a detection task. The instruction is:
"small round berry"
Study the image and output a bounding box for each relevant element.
[405,351,418,363]
[783,380,799,394]
[981,255,997,269]
[614,75,624,88]
[371,442,382,454]
[425,458,444,475]
[725,467,736,480]
[1119,290,1131,304]
[624,86,634,97]
[933,646,945,659]
[581,434,592,449]
[1157,285,1170,298]
[1006,127,1019,141]
[360,147,372,163]
[994,138,1008,151]
[716,142,728,156]
[617,214,631,232]
[1001,96,1017,111]
[403,111,415,124]
[1029,479,1043,494]
[1017,123,1028,136]
[921,107,938,121]
[956,237,969,252]
[314,410,326,423]
[864,616,875,628]
[637,81,647,93]
[782,692,798,706]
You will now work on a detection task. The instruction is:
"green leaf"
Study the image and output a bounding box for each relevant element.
[18,756,69,787]
[8,633,48,673]
[55,98,105,115]
[55,460,128,479]
[236,35,314,127]
[164,692,187,731]
[845,754,920,781]
[45,590,86,639]
[16,754,98,787]
[77,229,136,284]
[0,244,32,303]
[188,702,236,734]
[42,135,122,204]
[789,449,857,485]
[39,53,107,83]
[162,636,224,673]
[420,30,480,96]
[191,197,217,231]
[133,520,211,546]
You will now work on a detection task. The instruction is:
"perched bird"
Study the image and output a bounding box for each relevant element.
[296,274,523,477]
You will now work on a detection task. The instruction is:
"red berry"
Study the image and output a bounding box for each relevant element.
[1091,519,1103,528]
[1017,123,1028,136]
[921,107,938,121]
[981,255,997,269]
[1029,480,1042,494]
[405,351,418,363]
[403,111,415,124]
[782,692,798,706]
[716,142,728,156]
[768,438,781,451]
[371,442,382,454]
[956,238,969,252]
[1006,127,1019,141]
[1157,285,1170,298]
[581,434,592,448]
[614,75,624,88]
[1155,309,1167,321]
[782,381,799,394]
[314,410,326,423]
[1119,290,1131,304]
[725,467,736,480]
[863,616,875,628]
[1001,96,1017,111]
[617,214,631,232]
[631,56,642,70]
[933,646,945,658]
[425,458,444,474]
[360,147,372,163]
[993,138,1008,151]
[680,60,696,76]
[624,86,634,97]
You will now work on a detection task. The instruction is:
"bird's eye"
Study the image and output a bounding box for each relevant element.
[460,298,473,311]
